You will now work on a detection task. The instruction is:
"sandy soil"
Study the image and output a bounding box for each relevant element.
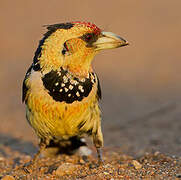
[1,147,181,179]
[1,0,181,179]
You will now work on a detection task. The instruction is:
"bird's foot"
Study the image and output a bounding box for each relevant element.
[98,158,104,166]
[14,160,34,174]
[22,161,34,173]
[96,148,104,166]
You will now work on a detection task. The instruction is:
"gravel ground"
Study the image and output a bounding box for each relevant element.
[1,147,181,179]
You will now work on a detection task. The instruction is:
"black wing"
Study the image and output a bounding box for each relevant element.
[96,76,102,100]
[22,65,32,103]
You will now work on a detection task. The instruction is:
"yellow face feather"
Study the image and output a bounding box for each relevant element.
[38,22,128,77]
[39,24,99,77]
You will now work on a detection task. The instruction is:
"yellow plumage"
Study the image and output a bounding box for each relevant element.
[25,69,101,142]
[22,21,128,164]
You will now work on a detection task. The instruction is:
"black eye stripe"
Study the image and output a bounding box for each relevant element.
[62,42,69,55]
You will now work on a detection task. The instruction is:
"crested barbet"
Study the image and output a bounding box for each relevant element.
[22,21,128,164]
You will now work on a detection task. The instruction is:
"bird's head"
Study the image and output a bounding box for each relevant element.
[34,21,128,77]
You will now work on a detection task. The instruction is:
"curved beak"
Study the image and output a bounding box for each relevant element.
[93,31,129,51]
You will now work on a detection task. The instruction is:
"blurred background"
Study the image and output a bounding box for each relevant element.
[0,0,181,157]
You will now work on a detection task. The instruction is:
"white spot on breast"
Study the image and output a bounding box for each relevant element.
[55,82,59,86]
[69,85,73,90]
[64,87,68,92]
[78,85,83,90]
[63,75,68,83]
[61,83,65,87]
[76,92,80,97]
[68,94,71,97]
[60,89,63,92]
[67,73,72,79]
[57,72,61,76]
[70,79,78,85]
[78,85,84,93]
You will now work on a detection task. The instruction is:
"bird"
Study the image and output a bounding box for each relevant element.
[22,21,128,165]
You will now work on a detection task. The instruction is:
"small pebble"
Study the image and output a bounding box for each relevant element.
[131,160,142,169]
[154,151,160,156]
[103,171,109,175]
[55,163,79,176]
[0,156,5,161]
[103,163,112,168]
[78,146,92,156]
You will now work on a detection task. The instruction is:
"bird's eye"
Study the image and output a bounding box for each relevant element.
[81,33,96,43]
[84,34,93,42]
[62,42,69,55]
[81,33,98,47]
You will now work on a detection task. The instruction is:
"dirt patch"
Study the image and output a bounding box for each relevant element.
[0,147,181,179]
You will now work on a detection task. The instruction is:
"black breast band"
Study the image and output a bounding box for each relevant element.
[42,68,96,104]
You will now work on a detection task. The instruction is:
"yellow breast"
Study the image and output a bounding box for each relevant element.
[25,70,101,141]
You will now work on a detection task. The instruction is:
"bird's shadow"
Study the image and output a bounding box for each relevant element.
[0,133,37,157]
